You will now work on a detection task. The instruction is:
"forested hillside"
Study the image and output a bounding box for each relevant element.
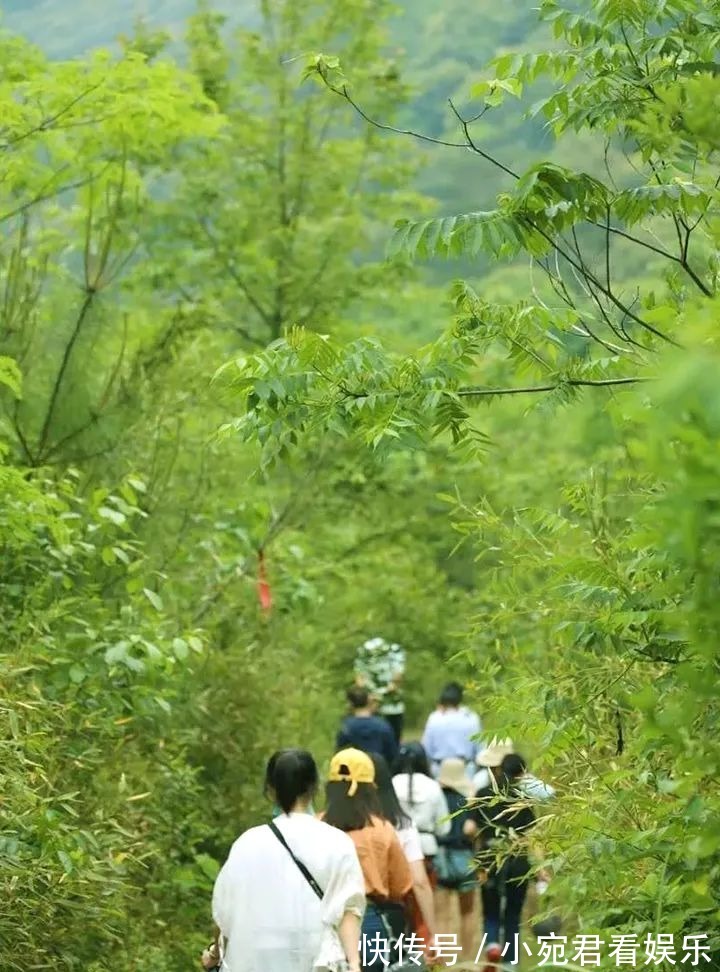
[3,1,553,232]
[2,1,719,970]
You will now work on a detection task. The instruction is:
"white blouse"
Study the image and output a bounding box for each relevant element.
[392,773,451,856]
[396,823,424,864]
[472,768,556,801]
[212,812,365,972]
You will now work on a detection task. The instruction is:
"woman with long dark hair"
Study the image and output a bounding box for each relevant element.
[369,753,437,952]
[323,748,412,972]
[208,749,365,972]
[392,741,450,880]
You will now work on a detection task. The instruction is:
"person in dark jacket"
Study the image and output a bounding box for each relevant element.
[336,686,398,766]
[464,751,537,970]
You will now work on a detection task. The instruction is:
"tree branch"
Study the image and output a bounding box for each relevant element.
[522,216,679,345]
[447,98,519,179]
[456,376,648,398]
[36,289,97,462]
[0,173,97,225]
[197,218,273,335]
[1,82,105,150]
[43,314,129,461]
[9,399,34,464]
[329,83,469,150]
[568,226,651,351]
[325,78,705,342]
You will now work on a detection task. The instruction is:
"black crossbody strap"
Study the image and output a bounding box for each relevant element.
[268,822,324,899]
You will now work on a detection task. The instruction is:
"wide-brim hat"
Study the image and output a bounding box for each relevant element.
[437,757,475,798]
[476,736,514,768]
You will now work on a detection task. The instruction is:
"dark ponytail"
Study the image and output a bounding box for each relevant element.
[499,752,527,794]
[265,749,318,814]
[392,741,430,806]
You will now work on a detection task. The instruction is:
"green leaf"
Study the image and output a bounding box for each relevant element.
[98,506,127,527]
[172,637,189,660]
[104,641,129,665]
[68,664,87,684]
[195,852,220,880]
[143,588,163,612]
[0,357,22,398]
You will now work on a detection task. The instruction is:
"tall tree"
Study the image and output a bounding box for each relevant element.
[0,33,221,467]
[143,0,421,348]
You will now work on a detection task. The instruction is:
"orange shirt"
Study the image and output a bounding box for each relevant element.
[347,816,412,902]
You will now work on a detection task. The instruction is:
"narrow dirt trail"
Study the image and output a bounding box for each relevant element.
[428,880,540,970]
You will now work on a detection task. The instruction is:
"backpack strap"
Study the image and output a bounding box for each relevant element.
[268,821,324,899]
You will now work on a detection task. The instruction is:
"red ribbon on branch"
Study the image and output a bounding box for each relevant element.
[257,549,273,613]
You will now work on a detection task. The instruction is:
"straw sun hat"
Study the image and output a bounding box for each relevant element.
[437,757,475,798]
[475,736,514,768]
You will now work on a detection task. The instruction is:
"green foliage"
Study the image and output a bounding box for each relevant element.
[219,323,496,462]
[0,354,21,396]
[1,462,212,970]
[0,5,469,969]
[443,305,720,957]
[140,0,424,349]
[5,0,720,966]
[227,0,720,960]
[0,28,222,467]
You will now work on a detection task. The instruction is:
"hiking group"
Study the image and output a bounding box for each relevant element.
[202,637,555,972]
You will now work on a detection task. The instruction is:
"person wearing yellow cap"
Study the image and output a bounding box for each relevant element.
[323,749,413,972]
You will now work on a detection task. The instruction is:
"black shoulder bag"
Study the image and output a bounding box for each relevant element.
[268,821,324,898]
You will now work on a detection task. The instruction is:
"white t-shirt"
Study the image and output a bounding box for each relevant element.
[392,772,451,856]
[212,813,365,972]
[472,767,556,801]
[396,823,424,864]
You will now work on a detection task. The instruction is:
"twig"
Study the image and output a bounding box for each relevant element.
[330,83,469,150]
[198,218,273,334]
[1,82,105,149]
[448,98,519,179]
[36,289,97,461]
[456,377,648,398]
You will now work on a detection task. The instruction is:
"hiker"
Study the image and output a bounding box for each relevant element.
[323,748,413,972]
[206,749,365,972]
[473,736,556,801]
[265,749,317,819]
[464,750,538,970]
[391,741,451,881]
[369,752,437,955]
[434,757,479,961]
[336,686,398,766]
[421,681,482,777]
[354,637,406,744]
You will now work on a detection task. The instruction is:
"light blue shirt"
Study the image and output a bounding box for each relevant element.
[422,706,482,776]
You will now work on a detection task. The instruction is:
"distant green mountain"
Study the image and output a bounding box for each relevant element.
[1,0,247,56]
[2,0,561,284]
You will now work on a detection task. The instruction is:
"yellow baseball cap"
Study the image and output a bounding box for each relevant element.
[328,748,375,796]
